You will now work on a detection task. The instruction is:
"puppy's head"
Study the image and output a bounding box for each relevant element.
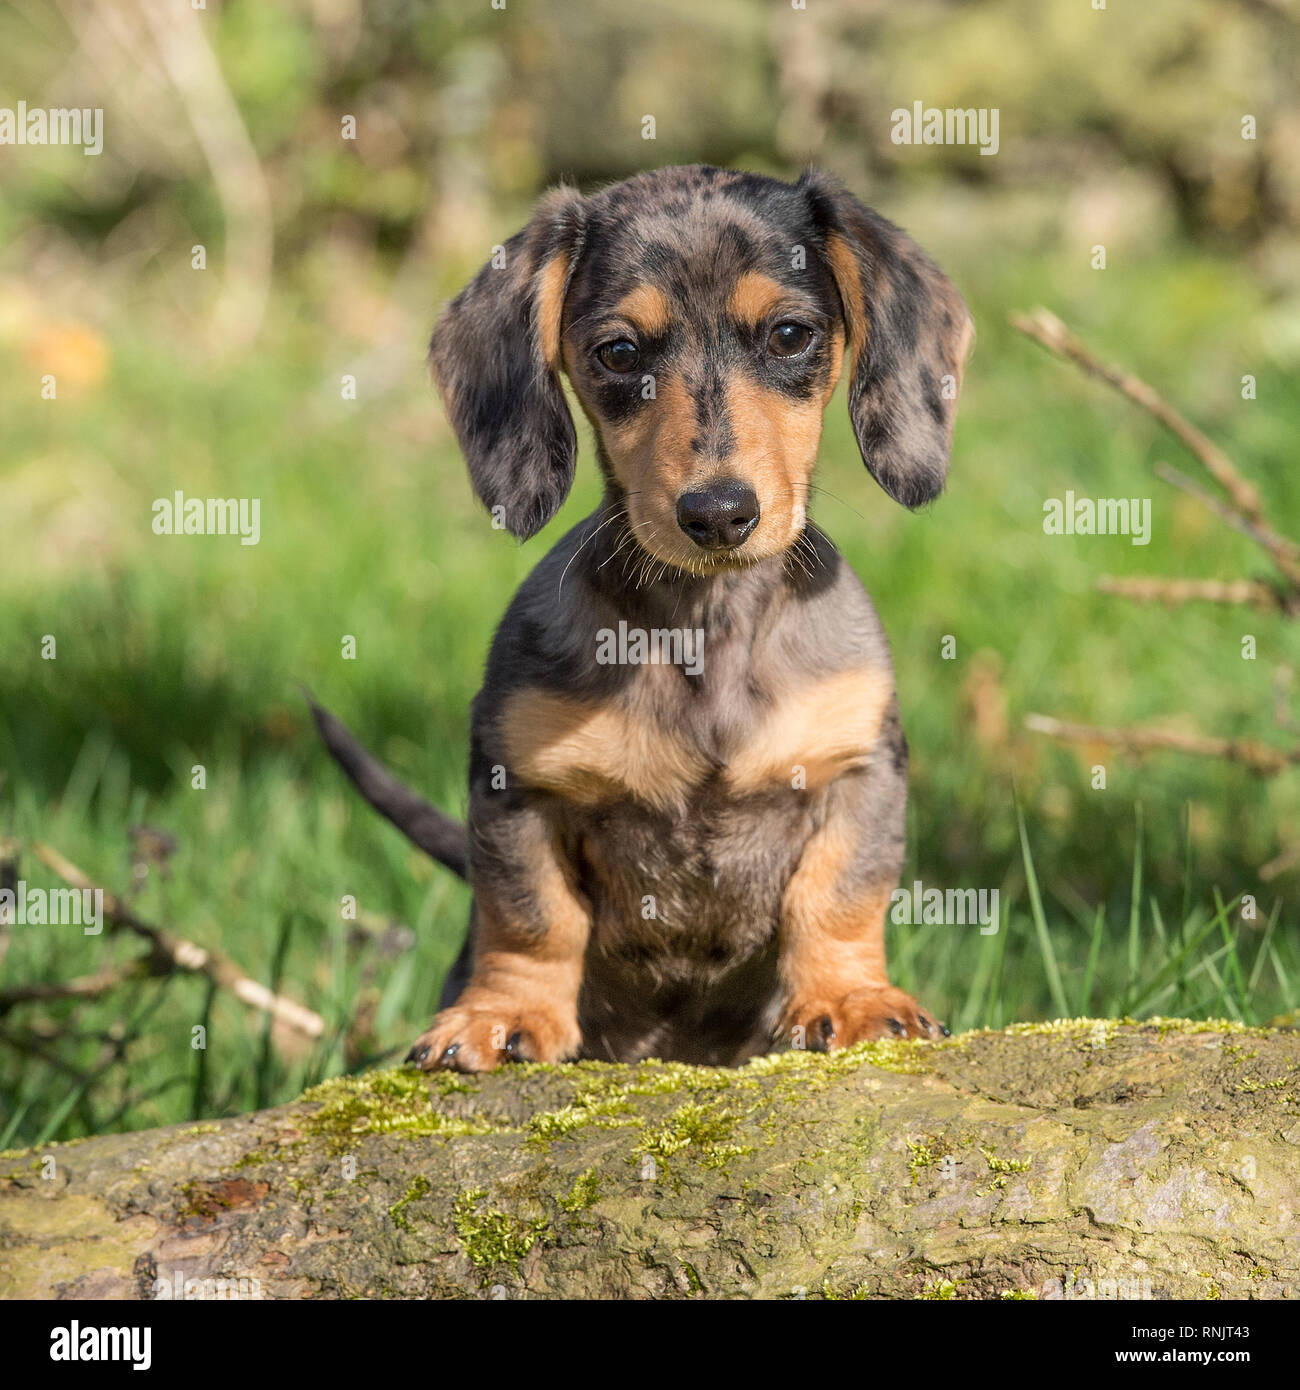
[430,166,973,568]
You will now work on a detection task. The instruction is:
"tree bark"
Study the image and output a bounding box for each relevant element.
[2,1021,1297,1300]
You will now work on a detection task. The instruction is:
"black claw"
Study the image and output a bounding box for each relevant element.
[812,1014,835,1051]
[439,1041,461,1064]
[941,1024,952,1037]
[406,1043,431,1066]
[504,1030,529,1062]
[887,1017,907,1037]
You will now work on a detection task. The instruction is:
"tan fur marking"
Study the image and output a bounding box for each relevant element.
[601,372,702,543]
[726,665,894,796]
[573,302,845,571]
[726,271,789,325]
[501,687,709,812]
[613,283,672,337]
[722,373,825,550]
[780,820,891,1004]
[826,232,867,367]
[410,811,590,1070]
[826,326,845,395]
[535,254,570,368]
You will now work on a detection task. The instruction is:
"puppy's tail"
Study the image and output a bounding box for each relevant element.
[304,691,469,881]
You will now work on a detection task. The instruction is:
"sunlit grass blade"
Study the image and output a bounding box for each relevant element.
[1247,900,1281,996]
[1016,802,1068,1019]
[1127,802,1143,1002]
[1211,888,1250,1013]
[1078,902,1106,1016]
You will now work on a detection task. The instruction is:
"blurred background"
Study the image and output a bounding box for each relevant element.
[2,0,1299,1147]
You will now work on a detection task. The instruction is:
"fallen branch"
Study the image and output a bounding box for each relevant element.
[1261,843,1300,883]
[0,957,158,1014]
[1014,307,1300,779]
[1095,575,1283,610]
[29,843,325,1040]
[1010,307,1263,523]
[1152,461,1300,592]
[1022,714,1300,776]
[1,1022,1293,1300]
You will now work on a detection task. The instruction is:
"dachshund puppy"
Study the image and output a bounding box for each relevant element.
[325,165,973,1071]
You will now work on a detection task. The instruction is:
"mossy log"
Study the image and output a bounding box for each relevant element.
[3,1021,1298,1300]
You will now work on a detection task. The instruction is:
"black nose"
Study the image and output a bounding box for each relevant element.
[675,480,760,550]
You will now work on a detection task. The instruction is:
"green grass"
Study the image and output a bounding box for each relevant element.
[1,239,1298,1147]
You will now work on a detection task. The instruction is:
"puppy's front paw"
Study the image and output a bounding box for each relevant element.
[406,992,581,1073]
[778,984,949,1051]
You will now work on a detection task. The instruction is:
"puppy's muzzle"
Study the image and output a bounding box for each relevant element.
[676,479,760,551]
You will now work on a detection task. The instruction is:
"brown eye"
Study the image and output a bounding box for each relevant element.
[768,321,813,358]
[597,339,640,372]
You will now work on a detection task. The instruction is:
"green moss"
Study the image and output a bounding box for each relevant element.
[998,1016,1269,1041]
[527,1086,639,1146]
[980,1146,1032,1175]
[297,1069,504,1150]
[1000,1288,1037,1300]
[820,1280,871,1300]
[919,1279,960,1299]
[0,1134,91,1164]
[452,1188,550,1276]
[0,1156,45,1181]
[744,1036,940,1079]
[389,1174,432,1231]
[906,1132,962,1184]
[632,1100,752,1178]
[556,1169,601,1213]
[976,1144,1032,1194]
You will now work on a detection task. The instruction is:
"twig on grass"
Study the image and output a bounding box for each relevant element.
[28,842,325,1039]
[1151,462,1300,592]
[1094,576,1284,611]
[1010,307,1264,523]
[0,958,158,1014]
[1022,714,1300,777]
[1013,308,1300,781]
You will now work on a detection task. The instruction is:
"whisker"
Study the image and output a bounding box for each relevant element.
[557,506,626,599]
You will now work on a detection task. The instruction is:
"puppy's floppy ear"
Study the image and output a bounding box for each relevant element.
[429,185,587,540]
[800,170,973,508]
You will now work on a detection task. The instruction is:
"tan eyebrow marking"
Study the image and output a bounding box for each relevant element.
[612,284,673,337]
[727,271,792,325]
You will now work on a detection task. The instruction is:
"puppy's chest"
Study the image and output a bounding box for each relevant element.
[498,658,895,811]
